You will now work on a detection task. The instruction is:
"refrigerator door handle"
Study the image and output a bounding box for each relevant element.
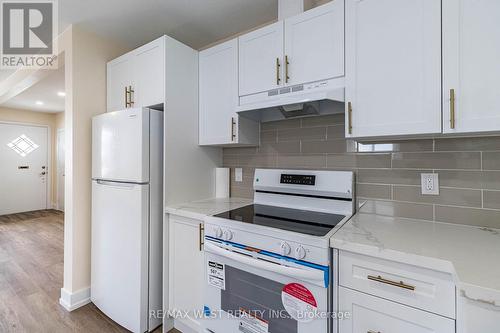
[95,180,137,188]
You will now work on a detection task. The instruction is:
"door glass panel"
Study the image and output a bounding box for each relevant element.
[7,134,39,157]
[221,266,298,333]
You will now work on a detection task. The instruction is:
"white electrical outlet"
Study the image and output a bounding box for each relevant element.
[235,168,243,182]
[421,173,439,195]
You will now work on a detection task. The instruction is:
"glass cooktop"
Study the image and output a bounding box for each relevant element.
[214,204,346,237]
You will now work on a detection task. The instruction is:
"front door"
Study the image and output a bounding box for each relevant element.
[0,123,48,215]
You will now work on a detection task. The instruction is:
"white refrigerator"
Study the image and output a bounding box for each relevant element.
[91,107,163,333]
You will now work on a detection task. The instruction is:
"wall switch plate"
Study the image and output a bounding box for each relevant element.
[421,173,439,195]
[235,168,243,182]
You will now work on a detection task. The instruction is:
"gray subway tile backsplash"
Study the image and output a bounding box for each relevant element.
[222,114,500,229]
[392,152,481,169]
[483,152,500,170]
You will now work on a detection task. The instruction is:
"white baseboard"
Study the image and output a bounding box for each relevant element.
[59,287,91,311]
[175,318,199,333]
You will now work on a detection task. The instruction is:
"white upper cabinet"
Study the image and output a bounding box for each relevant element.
[238,22,284,96]
[443,0,500,134]
[284,0,344,86]
[107,55,133,112]
[199,39,259,146]
[199,39,239,145]
[345,0,442,138]
[107,36,165,112]
[238,0,345,98]
[133,37,165,109]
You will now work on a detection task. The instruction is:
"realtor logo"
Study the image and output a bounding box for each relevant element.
[1,0,57,68]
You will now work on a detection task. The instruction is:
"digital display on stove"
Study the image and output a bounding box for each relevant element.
[280,174,316,185]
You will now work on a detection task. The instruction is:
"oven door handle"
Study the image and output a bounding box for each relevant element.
[205,242,325,283]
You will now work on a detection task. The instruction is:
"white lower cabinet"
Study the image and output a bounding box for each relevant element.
[339,287,455,333]
[457,290,500,333]
[167,214,204,333]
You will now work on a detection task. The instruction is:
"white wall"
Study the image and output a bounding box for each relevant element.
[58,25,128,310]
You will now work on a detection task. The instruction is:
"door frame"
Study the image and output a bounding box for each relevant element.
[56,128,65,211]
[0,121,52,212]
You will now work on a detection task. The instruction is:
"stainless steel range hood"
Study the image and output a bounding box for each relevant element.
[237,79,345,122]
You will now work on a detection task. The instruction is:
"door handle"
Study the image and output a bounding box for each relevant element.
[129,85,135,106]
[125,86,129,108]
[450,88,455,129]
[204,242,324,282]
[285,55,290,83]
[231,117,236,141]
[276,58,281,85]
[199,223,204,251]
[347,102,353,134]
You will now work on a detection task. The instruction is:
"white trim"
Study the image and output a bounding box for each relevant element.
[56,128,65,211]
[59,287,91,312]
[0,121,51,212]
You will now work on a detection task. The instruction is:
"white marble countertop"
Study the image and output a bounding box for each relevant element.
[331,213,500,305]
[165,197,252,220]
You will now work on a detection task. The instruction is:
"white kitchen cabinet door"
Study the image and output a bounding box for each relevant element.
[284,0,344,86]
[339,287,455,333]
[345,0,442,138]
[133,36,165,109]
[443,0,500,134]
[199,39,259,146]
[107,54,132,112]
[168,215,204,332]
[199,39,239,145]
[239,21,284,96]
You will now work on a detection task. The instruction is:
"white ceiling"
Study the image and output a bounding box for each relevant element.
[1,66,65,113]
[59,0,278,50]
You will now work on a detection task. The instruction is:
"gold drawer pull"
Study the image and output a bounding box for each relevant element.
[367,275,415,291]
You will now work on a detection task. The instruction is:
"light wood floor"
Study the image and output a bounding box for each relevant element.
[0,210,178,333]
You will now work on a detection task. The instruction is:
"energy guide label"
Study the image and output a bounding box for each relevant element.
[207,261,225,290]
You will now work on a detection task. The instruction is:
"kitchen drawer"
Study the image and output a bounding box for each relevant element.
[339,250,455,318]
[339,286,455,333]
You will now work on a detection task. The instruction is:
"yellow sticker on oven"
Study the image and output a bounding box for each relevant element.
[281,283,318,322]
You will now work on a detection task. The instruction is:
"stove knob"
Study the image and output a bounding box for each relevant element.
[214,227,223,239]
[223,230,233,241]
[294,246,306,260]
[279,242,291,256]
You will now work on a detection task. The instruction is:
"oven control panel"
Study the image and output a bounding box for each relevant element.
[205,222,329,265]
[280,174,316,186]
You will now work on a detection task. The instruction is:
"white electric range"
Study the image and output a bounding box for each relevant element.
[202,169,355,333]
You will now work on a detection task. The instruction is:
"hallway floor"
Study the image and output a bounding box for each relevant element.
[0,210,170,333]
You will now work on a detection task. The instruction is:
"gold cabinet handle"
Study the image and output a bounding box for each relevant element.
[276,58,281,85]
[231,117,236,141]
[450,88,455,129]
[367,275,415,291]
[285,55,290,83]
[125,86,129,108]
[199,223,204,251]
[129,85,135,106]
[367,331,381,333]
[348,102,353,134]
